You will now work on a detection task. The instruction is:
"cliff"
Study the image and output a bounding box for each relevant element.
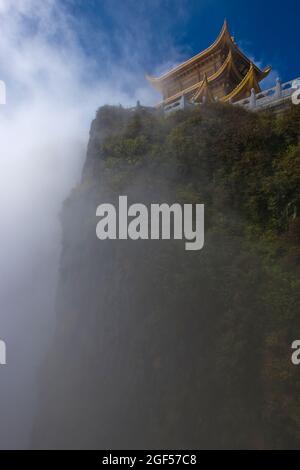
[33,103,300,449]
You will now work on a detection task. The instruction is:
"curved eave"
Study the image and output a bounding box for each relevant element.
[147,20,272,92]
[221,63,259,103]
[192,74,211,102]
[146,19,230,90]
[231,40,272,81]
[209,48,245,83]
[157,50,233,106]
[192,50,238,102]
[259,65,272,80]
[157,49,247,106]
[217,49,271,86]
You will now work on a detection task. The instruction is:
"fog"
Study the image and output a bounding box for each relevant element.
[0,0,160,449]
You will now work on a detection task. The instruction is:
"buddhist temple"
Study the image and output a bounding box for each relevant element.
[146,20,271,107]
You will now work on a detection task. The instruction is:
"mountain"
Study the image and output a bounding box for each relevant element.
[33,102,300,449]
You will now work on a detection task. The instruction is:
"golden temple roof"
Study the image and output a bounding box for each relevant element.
[147,20,271,106]
[146,20,232,89]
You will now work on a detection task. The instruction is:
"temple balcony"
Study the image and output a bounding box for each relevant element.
[163,77,300,115]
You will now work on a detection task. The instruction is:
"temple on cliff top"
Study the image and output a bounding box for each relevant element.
[147,20,271,108]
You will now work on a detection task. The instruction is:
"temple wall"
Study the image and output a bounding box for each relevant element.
[162,51,231,101]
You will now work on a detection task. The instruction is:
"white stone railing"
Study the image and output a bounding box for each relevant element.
[163,77,300,114]
[164,95,190,114]
[233,77,299,111]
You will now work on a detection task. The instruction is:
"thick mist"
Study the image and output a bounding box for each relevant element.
[0,0,160,449]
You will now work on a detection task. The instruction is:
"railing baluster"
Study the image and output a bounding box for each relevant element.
[163,77,300,114]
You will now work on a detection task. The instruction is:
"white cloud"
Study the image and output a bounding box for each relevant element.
[0,0,158,448]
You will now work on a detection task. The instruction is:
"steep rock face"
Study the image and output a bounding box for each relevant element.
[33,104,300,449]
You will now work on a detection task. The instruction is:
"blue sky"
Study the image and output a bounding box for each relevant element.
[66,0,300,88]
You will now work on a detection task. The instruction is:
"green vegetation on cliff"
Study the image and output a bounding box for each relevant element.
[35,103,300,449]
